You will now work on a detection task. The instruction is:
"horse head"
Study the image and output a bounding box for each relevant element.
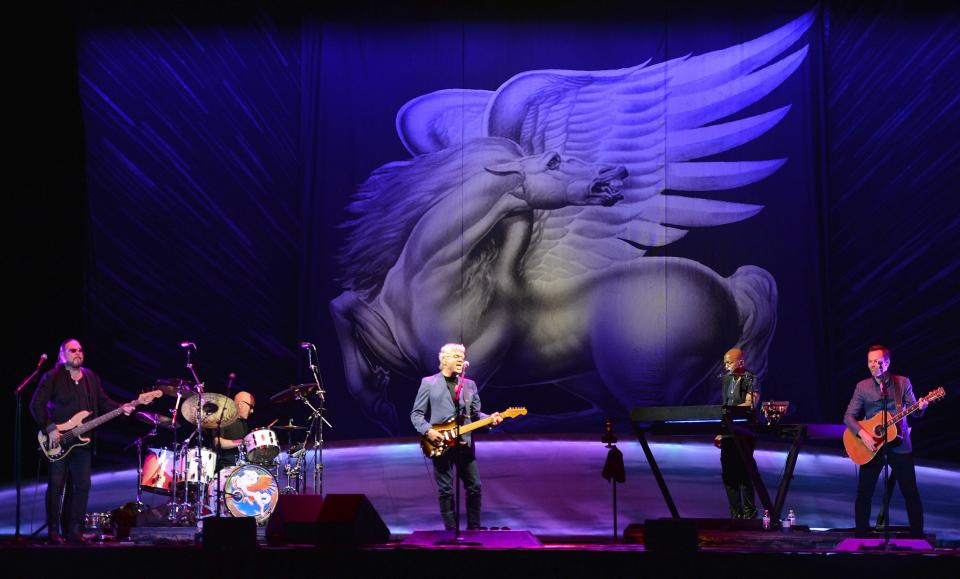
[486,151,627,210]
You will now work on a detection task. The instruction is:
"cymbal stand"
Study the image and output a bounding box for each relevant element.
[167,390,186,524]
[183,346,207,527]
[302,344,331,495]
[126,427,158,513]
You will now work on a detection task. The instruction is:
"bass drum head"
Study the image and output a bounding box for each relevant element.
[223,464,279,525]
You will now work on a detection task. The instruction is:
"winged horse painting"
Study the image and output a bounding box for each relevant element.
[331,11,815,433]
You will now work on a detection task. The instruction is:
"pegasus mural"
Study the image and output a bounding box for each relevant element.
[331,11,815,433]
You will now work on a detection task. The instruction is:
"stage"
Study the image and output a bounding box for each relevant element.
[3,435,958,548]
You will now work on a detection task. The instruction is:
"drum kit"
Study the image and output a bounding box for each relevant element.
[126,376,326,529]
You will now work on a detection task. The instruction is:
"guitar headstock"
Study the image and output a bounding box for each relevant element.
[501,407,528,419]
[925,387,945,403]
[138,390,163,405]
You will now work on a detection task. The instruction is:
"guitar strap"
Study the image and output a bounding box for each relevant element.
[891,375,903,414]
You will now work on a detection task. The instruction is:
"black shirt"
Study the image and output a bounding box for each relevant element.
[30,364,121,434]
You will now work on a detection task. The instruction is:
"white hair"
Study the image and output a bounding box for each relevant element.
[438,343,465,369]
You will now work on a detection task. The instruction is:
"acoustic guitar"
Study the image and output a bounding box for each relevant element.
[842,387,944,465]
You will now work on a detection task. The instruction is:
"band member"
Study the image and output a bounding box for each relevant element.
[411,343,502,530]
[207,391,255,472]
[715,347,760,519]
[844,345,928,537]
[29,339,135,544]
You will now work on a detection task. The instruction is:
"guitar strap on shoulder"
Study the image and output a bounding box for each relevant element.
[893,376,903,414]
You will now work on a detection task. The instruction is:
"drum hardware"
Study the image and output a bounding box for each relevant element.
[166,342,211,527]
[83,512,115,542]
[272,342,332,495]
[155,378,197,398]
[135,410,179,429]
[126,424,160,512]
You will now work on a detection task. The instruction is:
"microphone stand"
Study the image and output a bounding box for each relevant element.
[878,377,891,548]
[12,356,46,540]
[305,346,331,495]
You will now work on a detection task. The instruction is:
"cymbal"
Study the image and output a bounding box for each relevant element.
[274,423,308,431]
[270,383,317,404]
[135,411,179,429]
[180,393,238,428]
[154,378,197,397]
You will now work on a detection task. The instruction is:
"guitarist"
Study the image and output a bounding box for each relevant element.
[844,344,928,538]
[29,339,136,544]
[410,343,502,530]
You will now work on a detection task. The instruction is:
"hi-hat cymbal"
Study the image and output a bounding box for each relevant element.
[154,378,197,397]
[135,411,179,429]
[274,423,308,431]
[270,383,317,404]
[181,393,238,428]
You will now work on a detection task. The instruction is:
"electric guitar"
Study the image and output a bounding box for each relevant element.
[420,407,527,458]
[38,390,163,461]
[842,387,944,465]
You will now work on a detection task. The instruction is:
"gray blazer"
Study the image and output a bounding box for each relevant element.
[844,374,921,454]
[410,372,486,444]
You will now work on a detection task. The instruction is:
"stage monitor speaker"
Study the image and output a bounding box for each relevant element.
[203,516,256,550]
[316,494,390,545]
[265,495,325,545]
[643,518,699,553]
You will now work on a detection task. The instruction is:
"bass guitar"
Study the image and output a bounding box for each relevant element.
[39,390,163,461]
[842,387,944,465]
[420,407,527,458]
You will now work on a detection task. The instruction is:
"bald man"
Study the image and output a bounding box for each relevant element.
[207,391,256,472]
[716,348,760,519]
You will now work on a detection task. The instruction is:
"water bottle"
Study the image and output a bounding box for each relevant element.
[762,509,771,530]
[786,508,797,530]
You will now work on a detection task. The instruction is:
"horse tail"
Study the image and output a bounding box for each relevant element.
[728,266,778,382]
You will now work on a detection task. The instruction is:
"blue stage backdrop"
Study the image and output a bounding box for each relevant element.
[67,3,957,461]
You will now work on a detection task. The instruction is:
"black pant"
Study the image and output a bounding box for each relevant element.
[46,447,92,538]
[433,444,482,530]
[720,436,758,518]
[855,451,923,536]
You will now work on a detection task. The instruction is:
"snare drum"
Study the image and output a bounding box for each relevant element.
[140,447,176,495]
[218,464,279,525]
[242,428,280,465]
[178,447,217,487]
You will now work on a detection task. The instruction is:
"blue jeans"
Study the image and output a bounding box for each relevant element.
[433,444,482,529]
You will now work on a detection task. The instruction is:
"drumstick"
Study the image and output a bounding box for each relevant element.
[267,418,279,429]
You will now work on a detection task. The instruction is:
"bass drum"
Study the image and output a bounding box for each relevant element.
[216,464,279,525]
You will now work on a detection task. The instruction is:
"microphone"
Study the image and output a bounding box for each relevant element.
[226,372,236,395]
[462,360,470,370]
[300,342,316,350]
[179,341,196,350]
[37,353,48,369]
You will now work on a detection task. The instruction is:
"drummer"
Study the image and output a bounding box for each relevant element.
[207,391,255,472]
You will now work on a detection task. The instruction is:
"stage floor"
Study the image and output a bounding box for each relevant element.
[3,435,959,541]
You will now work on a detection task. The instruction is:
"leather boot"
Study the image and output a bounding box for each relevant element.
[48,527,65,545]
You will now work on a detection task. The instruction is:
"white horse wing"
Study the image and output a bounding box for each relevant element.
[393,10,815,284]
[396,89,494,155]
